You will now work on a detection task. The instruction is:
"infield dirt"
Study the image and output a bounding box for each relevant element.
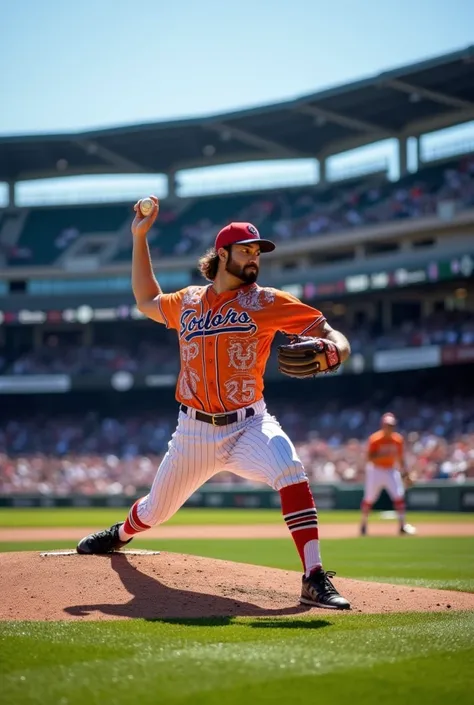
[2,550,473,621]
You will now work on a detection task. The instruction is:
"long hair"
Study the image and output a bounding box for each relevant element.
[198,245,230,281]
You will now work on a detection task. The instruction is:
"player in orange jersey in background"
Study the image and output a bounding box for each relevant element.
[360,412,416,536]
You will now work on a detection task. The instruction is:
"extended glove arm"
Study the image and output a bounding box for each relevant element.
[313,320,351,364]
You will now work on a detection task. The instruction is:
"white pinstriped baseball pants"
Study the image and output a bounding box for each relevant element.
[135,399,307,527]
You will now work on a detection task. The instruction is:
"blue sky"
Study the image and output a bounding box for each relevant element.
[1,0,473,134]
[0,1,473,202]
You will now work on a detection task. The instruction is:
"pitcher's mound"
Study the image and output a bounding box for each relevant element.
[2,551,473,621]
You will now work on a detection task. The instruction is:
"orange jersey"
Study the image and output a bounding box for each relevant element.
[368,430,404,469]
[157,283,326,413]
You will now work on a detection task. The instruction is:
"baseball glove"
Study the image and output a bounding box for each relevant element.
[277,335,341,379]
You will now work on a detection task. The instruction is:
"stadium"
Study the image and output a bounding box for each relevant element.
[1,41,474,705]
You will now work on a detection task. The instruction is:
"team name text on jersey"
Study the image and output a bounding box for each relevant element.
[180,307,257,341]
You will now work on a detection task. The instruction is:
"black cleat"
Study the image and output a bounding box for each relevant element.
[300,569,351,610]
[76,522,132,554]
[360,524,367,536]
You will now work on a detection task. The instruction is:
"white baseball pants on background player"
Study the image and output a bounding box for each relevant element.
[134,400,307,527]
[362,463,405,504]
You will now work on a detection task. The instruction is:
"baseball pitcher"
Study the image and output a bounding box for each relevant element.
[360,412,416,536]
[77,195,352,610]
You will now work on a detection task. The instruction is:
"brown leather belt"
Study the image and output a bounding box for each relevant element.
[179,404,255,426]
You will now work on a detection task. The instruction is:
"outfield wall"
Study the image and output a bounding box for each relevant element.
[1,482,473,512]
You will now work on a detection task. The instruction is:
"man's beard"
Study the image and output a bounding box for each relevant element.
[225,254,259,284]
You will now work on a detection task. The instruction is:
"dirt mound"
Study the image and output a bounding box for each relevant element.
[1,551,473,621]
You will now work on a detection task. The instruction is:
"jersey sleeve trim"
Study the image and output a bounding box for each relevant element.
[300,315,326,336]
[156,296,170,328]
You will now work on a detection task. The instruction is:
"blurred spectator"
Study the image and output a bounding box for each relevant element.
[55,225,80,250]
[2,310,472,377]
[1,395,473,494]
[6,339,177,376]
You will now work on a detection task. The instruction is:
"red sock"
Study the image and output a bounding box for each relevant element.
[121,498,151,538]
[279,481,322,577]
[361,500,372,524]
[393,498,406,526]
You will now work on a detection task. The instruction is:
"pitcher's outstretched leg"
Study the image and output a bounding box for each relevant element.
[279,480,351,610]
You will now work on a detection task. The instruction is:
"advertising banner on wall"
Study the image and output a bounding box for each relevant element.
[373,346,441,373]
[441,345,474,365]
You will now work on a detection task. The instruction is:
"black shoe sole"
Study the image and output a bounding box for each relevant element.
[76,544,130,555]
[300,596,351,610]
[76,544,113,555]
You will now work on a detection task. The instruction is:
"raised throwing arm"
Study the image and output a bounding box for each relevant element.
[131,196,166,324]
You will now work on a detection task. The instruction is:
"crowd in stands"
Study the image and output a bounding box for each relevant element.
[2,155,474,265]
[4,339,176,376]
[1,396,473,495]
[277,396,474,486]
[119,154,474,258]
[349,311,474,353]
[2,310,472,376]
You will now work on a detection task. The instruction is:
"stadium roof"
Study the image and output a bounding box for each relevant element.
[1,45,474,182]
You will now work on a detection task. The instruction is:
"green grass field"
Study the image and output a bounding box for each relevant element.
[1,612,473,705]
[1,508,473,704]
[1,506,472,527]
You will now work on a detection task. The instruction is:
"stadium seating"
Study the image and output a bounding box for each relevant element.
[2,311,472,376]
[7,204,131,266]
[2,155,474,267]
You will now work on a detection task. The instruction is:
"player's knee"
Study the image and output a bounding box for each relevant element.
[272,464,308,491]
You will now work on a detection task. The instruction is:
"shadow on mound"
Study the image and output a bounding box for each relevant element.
[64,553,313,622]
[4,550,472,621]
[245,618,331,629]
[156,617,331,629]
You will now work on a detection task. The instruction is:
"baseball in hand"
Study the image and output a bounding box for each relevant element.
[139,197,154,216]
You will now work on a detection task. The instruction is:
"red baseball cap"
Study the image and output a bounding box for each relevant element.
[381,413,397,425]
[215,222,276,253]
